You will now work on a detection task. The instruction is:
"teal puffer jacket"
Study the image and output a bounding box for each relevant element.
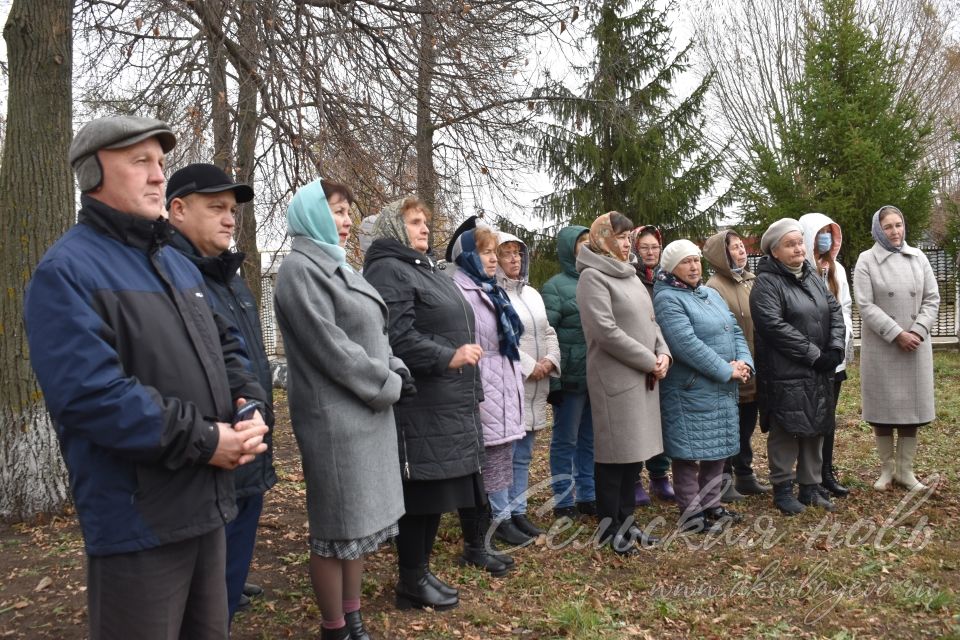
[542,226,590,394]
[654,279,753,461]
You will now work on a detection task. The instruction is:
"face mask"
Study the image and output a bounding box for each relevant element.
[816,232,832,253]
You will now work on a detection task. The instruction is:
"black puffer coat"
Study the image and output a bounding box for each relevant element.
[749,256,846,437]
[363,238,484,481]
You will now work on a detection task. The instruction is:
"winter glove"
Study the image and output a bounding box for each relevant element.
[397,368,418,399]
[813,348,844,372]
[547,389,565,406]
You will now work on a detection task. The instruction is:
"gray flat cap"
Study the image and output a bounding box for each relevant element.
[69,116,177,192]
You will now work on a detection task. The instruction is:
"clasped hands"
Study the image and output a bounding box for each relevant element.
[729,360,752,383]
[209,399,269,470]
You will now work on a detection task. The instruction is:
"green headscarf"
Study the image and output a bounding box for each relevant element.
[286,179,346,266]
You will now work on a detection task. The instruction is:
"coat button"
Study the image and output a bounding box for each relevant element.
[888,292,894,296]
[911,314,917,319]
[910,292,916,297]
[724,325,730,331]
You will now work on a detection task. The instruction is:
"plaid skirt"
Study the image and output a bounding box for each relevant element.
[310,522,399,560]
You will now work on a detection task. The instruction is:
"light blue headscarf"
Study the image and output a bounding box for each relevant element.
[286,179,347,267]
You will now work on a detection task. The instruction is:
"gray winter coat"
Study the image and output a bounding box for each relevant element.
[576,246,670,464]
[853,243,939,425]
[274,238,406,540]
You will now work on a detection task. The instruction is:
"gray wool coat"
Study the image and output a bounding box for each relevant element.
[853,243,940,425]
[576,246,671,464]
[274,237,406,540]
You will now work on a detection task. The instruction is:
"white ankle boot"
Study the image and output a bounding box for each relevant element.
[873,435,895,491]
[893,436,927,491]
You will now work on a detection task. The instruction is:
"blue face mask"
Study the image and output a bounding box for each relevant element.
[816,232,833,254]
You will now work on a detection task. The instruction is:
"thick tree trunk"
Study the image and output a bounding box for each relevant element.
[233,0,262,305]
[416,0,438,226]
[0,0,74,520]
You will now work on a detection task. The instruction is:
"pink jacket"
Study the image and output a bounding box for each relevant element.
[453,270,526,448]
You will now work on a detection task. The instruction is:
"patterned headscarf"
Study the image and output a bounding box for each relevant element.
[589,212,628,261]
[454,229,524,361]
[372,198,417,250]
[871,205,907,253]
[287,179,348,267]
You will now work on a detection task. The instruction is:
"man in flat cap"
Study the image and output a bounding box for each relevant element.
[166,163,277,620]
[24,116,271,639]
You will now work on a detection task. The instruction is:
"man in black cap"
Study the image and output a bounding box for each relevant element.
[24,116,271,639]
[166,163,277,620]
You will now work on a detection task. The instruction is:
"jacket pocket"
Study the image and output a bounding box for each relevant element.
[597,359,643,397]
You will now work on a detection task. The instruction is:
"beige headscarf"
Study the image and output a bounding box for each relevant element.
[589,212,628,262]
[371,198,415,250]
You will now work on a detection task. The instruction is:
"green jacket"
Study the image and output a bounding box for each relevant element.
[542,225,590,394]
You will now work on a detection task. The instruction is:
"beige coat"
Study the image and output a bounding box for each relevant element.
[853,243,940,425]
[576,246,670,464]
[702,231,758,403]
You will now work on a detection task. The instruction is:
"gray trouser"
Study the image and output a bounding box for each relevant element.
[671,458,725,515]
[88,527,228,640]
[767,424,824,485]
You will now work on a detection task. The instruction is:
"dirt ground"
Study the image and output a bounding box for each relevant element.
[2,360,959,639]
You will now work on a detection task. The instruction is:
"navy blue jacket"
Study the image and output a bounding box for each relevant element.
[25,196,267,556]
[169,230,277,498]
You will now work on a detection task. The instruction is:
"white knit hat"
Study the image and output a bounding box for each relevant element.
[660,239,702,274]
[760,218,803,255]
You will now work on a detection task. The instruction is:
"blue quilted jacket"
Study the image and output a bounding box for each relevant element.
[653,280,753,461]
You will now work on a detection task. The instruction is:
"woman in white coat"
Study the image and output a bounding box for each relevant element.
[853,205,939,491]
[496,232,561,539]
[799,213,853,498]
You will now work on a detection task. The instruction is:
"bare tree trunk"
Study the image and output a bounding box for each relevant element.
[0,0,74,521]
[233,0,262,304]
[416,0,438,223]
[204,0,234,172]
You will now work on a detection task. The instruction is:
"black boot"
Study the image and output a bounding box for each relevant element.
[821,427,849,498]
[798,483,835,511]
[420,563,458,599]
[772,481,806,515]
[734,473,772,495]
[395,565,459,611]
[494,519,533,546]
[320,625,352,640]
[458,507,511,576]
[820,468,849,498]
[512,513,544,537]
[344,610,371,640]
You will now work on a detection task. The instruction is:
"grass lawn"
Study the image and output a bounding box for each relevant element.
[1,354,958,638]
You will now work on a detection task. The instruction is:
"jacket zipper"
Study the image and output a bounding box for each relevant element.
[399,425,411,479]
[516,288,540,428]
[453,278,483,475]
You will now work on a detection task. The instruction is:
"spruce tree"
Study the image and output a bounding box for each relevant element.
[739,0,936,261]
[529,0,726,238]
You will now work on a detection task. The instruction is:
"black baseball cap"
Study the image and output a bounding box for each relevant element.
[165,163,254,208]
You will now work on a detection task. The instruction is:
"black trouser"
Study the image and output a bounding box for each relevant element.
[725,401,759,477]
[396,513,442,570]
[88,527,227,640]
[822,379,844,474]
[594,461,643,542]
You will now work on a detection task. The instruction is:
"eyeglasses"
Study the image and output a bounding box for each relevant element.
[499,251,521,260]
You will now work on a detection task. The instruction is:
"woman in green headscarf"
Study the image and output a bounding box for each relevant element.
[274,179,413,640]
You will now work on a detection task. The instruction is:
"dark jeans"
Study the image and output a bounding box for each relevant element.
[226,493,264,620]
[594,461,643,542]
[88,527,228,640]
[725,401,759,477]
[822,379,844,472]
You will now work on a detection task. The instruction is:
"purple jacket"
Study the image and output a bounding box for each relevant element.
[453,269,525,447]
